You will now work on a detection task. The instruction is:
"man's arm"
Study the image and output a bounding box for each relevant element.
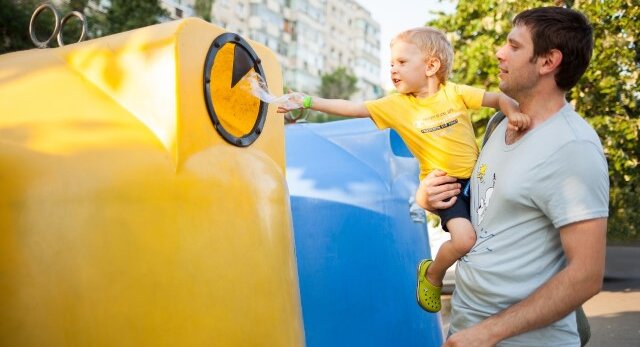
[277,94,370,118]
[445,218,607,347]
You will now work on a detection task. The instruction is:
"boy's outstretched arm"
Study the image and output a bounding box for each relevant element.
[482,92,531,131]
[277,93,370,118]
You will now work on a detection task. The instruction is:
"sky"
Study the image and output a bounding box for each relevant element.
[355,0,457,90]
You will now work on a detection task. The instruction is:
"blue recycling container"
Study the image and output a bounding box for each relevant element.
[286,118,443,347]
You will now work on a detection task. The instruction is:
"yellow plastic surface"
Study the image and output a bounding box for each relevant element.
[0,18,303,346]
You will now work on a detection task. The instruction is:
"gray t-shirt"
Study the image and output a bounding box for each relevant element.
[449,104,609,346]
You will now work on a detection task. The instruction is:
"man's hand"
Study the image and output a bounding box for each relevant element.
[444,325,498,347]
[507,112,531,132]
[415,170,461,212]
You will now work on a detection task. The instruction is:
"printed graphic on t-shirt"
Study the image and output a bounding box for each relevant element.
[413,108,461,136]
[477,173,495,225]
[477,163,487,183]
[462,164,497,262]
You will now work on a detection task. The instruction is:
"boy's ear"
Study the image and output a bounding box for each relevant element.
[424,57,441,77]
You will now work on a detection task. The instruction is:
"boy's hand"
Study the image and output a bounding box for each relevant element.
[507,112,531,132]
[277,91,306,113]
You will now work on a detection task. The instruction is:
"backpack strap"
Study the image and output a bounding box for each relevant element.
[482,111,506,147]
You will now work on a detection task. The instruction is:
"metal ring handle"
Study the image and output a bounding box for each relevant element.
[29,3,60,48]
[57,11,87,47]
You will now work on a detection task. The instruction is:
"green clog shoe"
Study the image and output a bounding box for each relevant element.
[416,259,442,312]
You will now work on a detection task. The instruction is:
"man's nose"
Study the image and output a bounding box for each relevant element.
[496,45,506,61]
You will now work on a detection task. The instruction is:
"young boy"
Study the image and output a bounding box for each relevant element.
[277,27,529,313]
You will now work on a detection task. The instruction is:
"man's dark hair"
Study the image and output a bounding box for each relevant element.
[514,7,594,91]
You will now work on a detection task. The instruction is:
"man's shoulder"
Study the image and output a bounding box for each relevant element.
[554,106,602,146]
[531,106,607,172]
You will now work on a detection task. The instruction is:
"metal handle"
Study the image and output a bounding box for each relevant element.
[57,11,87,47]
[29,3,60,48]
[29,3,87,48]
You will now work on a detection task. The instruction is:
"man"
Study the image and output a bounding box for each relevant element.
[416,7,609,346]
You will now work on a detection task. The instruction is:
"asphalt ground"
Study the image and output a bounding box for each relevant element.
[439,246,640,346]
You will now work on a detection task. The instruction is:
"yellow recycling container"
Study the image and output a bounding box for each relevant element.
[0,18,304,346]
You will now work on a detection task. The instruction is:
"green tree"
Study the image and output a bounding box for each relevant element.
[99,0,168,36]
[194,0,214,22]
[318,67,358,99]
[307,67,359,123]
[428,0,639,241]
[1,0,39,53]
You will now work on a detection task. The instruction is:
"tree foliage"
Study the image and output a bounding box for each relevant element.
[318,67,358,99]
[99,0,168,36]
[307,67,359,123]
[0,0,39,53]
[428,0,639,241]
[194,0,214,22]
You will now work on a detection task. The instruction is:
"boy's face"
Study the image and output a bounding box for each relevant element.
[390,40,430,95]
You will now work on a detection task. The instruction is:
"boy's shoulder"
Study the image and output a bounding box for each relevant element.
[442,81,482,92]
[368,91,409,105]
[442,82,486,100]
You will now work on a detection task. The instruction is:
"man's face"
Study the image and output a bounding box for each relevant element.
[496,24,539,100]
[390,40,429,95]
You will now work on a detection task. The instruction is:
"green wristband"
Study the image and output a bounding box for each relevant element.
[302,95,313,109]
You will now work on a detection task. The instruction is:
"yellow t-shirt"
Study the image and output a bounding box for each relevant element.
[365,82,484,180]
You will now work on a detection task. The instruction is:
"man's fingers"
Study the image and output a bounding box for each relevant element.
[427,169,447,178]
[430,190,459,209]
[430,179,461,193]
[433,196,457,210]
[430,173,458,183]
[416,170,461,211]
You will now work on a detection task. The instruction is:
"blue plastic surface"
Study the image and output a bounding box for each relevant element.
[286,118,443,347]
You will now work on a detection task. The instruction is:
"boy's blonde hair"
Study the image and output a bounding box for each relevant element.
[392,27,454,82]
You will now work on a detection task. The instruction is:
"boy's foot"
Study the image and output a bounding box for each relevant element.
[416,259,442,312]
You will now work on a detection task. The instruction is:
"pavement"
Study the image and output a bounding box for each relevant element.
[583,246,640,347]
[440,246,640,346]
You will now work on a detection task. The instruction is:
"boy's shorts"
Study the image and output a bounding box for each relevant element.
[436,179,470,232]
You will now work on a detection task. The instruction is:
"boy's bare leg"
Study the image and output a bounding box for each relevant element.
[426,217,476,287]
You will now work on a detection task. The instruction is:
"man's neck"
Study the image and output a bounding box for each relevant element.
[517,88,567,128]
[505,85,567,145]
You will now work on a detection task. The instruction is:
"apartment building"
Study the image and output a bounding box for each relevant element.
[207,0,382,100]
[324,0,381,100]
[161,0,195,19]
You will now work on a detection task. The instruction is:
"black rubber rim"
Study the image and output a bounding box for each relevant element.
[203,32,267,147]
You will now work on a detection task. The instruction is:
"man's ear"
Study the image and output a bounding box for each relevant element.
[539,49,562,76]
[425,57,441,77]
